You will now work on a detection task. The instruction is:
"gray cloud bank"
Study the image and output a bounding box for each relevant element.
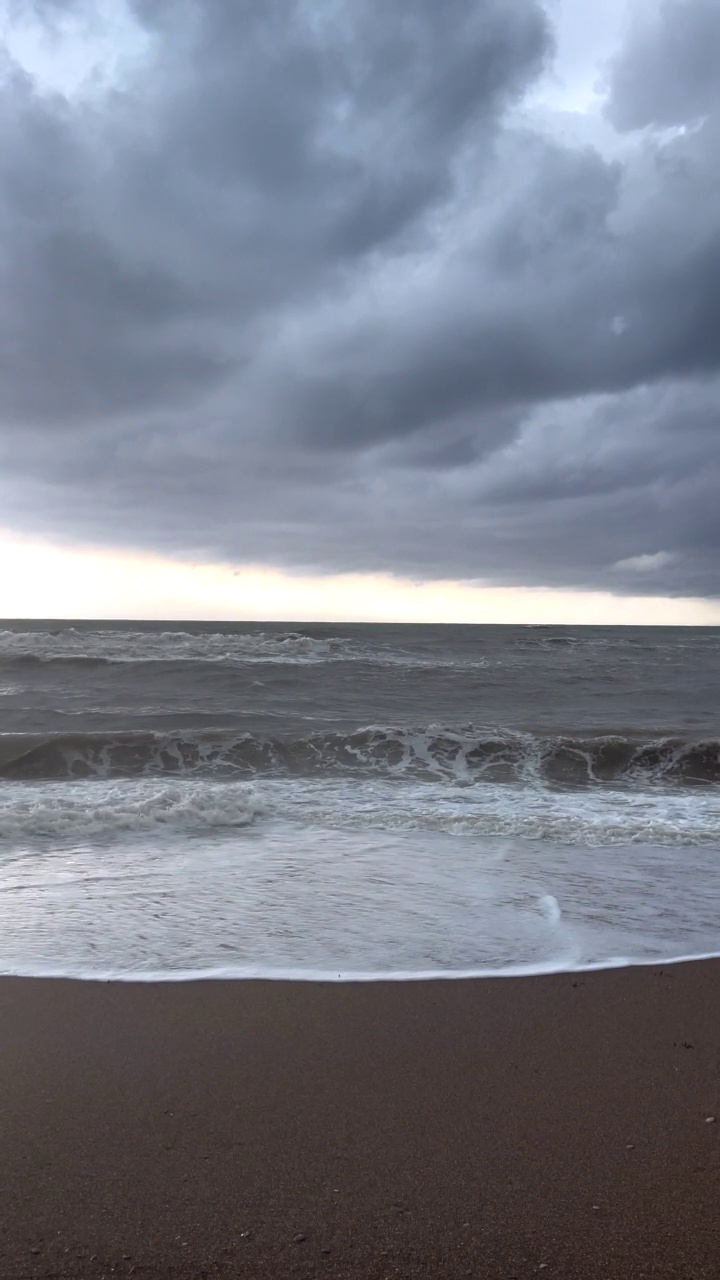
[1,0,720,599]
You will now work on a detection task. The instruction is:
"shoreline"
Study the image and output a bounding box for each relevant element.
[3,945,720,983]
[1,960,718,1278]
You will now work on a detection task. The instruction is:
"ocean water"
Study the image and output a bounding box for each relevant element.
[1,620,719,980]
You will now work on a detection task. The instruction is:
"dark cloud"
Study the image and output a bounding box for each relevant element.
[1,0,720,600]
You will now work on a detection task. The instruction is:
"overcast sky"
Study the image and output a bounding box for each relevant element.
[1,0,720,615]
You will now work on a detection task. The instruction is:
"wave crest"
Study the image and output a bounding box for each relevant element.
[2,726,719,785]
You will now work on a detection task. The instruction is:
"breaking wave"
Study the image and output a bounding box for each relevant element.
[2,725,719,785]
[0,779,262,841]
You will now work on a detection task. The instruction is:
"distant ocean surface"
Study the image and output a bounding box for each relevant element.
[1,620,719,980]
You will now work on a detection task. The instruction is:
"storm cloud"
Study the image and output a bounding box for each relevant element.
[1,0,720,597]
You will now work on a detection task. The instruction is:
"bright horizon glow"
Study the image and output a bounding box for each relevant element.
[1,532,718,625]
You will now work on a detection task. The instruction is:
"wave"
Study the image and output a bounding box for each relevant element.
[2,769,719,846]
[0,779,262,840]
[0,629,353,667]
[0,629,469,672]
[4,625,700,674]
[2,725,719,785]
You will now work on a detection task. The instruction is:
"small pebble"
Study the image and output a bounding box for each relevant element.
[294,1233,307,1244]
[705,1116,716,1124]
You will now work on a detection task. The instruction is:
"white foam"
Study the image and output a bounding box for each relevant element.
[6,768,720,845]
[264,774,720,845]
[539,893,562,923]
[2,812,720,981]
[4,950,720,984]
[0,779,262,839]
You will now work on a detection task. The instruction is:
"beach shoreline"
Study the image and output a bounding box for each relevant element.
[1,961,718,1278]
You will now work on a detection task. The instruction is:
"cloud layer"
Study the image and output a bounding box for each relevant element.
[2,0,720,598]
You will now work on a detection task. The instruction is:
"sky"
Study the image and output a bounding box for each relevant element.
[1,0,720,622]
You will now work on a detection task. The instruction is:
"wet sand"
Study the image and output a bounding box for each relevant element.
[0,962,718,1278]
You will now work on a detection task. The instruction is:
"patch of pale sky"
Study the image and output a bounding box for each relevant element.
[0,532,717,625]
[526,0,633,114]
[0,0,150,96]
[615,551,679,573]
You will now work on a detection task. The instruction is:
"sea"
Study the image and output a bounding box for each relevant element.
[0,620,719,981]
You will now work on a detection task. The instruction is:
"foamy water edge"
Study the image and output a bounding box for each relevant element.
[3,949,720,984]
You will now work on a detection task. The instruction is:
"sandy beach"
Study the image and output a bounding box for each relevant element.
[0,961,718,1278]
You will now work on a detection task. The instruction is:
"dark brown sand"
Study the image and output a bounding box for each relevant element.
[0,963,718,1279]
